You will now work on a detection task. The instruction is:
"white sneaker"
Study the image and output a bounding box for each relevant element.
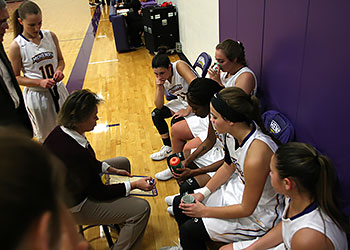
[165,193,179,206]
[155,168,173,181]
[167,206,174,216]
[150,145,172,161]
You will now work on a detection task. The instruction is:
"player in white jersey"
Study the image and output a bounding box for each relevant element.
[222,142,349,250]
[208,39,257,95]
[9,1,68,142]
[159,87,283,250]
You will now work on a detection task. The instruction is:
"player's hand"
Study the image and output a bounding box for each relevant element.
[155,77,166,86]
[173,167,192,181]
[193,192,204,202]
[173,108,190,118]
[181,158,189,168]
[39,79,56,89]
[179,198,206,218]
[208,65,221,83]
[53,70,64,82]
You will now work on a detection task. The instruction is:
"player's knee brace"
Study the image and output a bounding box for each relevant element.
[151,107,171,134]
[180,177,200,194]
[171,116,185,126]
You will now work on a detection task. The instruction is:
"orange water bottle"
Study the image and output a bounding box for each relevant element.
[169,156,183,174]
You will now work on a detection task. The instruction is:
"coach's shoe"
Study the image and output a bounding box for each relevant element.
[167,206,174,216]
[155,168,173,181]
[165,193,179,206]
[150,145,172,161]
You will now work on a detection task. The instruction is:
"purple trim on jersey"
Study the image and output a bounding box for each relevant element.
[272,194,283,227]
[19,33,29,42]
[235,122,256,150]
[66,6,101,93]
[19,30,44,42]
[217,231,266,238]
[288,200,318,221]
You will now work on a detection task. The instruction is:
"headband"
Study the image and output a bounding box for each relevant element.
[211,93,249,123]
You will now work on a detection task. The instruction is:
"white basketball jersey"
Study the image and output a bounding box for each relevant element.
[282,198,348,250]
[221,123,279,208]
[203,124,283,242]
[220,66,257,95]
[15,30,58,83]
[164,61,196,105]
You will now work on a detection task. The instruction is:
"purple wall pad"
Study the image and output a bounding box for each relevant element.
[260,1,309,123]
[296,0,350,212]
[219,0,237,41]
[219,0,350,214]
[66,6,101,93]
[236,0,265,86]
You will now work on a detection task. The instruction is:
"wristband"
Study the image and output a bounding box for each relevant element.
[195,186,211,199]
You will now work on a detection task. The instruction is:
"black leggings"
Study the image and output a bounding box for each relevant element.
[179,177,200,194]
[151,106,185,135]
[173,195,210,250]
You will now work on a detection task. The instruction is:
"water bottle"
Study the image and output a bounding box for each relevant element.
[181,194,195,204]
[168,156,183,174]
[212,62,222,73]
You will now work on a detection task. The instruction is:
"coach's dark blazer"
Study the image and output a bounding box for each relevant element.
[0,43,33,137]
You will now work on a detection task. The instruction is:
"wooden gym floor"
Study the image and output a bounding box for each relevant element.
[4,0,181,249]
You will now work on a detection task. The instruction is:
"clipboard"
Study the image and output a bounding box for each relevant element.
[101,173,158,197]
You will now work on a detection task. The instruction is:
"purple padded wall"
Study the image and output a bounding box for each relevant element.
[219,0,264,84]
[261,0,309,121]
[219,0,237,41]
[219,0,350,213]
[297,0,350,209]
[236,0,265,85]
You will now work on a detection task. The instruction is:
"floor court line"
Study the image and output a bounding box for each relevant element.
[66,6,121,129]
[66,6,101,93]
[88,59,119,65]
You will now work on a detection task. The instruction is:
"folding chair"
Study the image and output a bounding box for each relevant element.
[79,224,120,248]
[165,52,212,101]
[192,52,212,78]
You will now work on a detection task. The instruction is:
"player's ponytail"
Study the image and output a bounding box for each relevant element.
[12,8,22,38]
[275,142,349,233]
[315,154,350,233]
